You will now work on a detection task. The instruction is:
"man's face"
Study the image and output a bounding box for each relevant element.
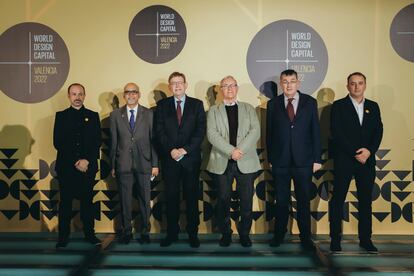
[68,85,85,109]
[123,83,140,107]
[347,75,366,100]
[168,76,187,98]
[220,77,238,102]
[279,74,300,98]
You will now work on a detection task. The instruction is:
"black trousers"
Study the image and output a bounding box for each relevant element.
[213,162,255,236]
[162,160,200,237]
[329,158,375,241]
[58,169,95,238]
[272,166,312,240]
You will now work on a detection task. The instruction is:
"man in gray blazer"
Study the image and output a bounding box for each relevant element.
[110,82,159,244]
[207,76,261,247]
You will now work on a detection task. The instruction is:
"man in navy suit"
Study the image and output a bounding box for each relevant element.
[266,69,322,250]
[154,72,206,248]
[329,72,383,253]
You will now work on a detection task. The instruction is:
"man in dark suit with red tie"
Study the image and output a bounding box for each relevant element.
[266,69,322,250]
[329,72,383,253]
[154,72,206,248]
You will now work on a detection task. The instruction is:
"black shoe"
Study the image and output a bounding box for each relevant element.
[85,235,102,246]
[160,235,178,247]
[139,234,150,244]
[219,234,232,247]
[189,235,200,248]
[122,233,132,245]
[301,238,315,251]
[56,237,69,248]
[269,236,283,247]
[240,235,252,247]
[359,240,378,253]
[330,239,342,252]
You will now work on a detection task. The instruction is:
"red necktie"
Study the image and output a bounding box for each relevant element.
[287,98,295,122]
[176,100,182,125]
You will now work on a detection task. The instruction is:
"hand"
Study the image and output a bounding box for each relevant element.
[75,159,89,172]
[313,163,322,173]
[151,167,159,177]
[111,169,116,178]
[178,148,187,156]
[231,148,244,161]
[170,149,181,160]
[355,148,370,164]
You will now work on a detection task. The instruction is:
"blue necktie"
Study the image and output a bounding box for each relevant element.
[129,109,135,130]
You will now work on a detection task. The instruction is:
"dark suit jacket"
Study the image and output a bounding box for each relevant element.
[109,105,158,174]
[330,96,383,166]
[154,95,206,169]
[53,106,102,176]
[266,92,322,167]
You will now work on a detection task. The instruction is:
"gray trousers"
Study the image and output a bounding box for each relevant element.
[117,171,151,234]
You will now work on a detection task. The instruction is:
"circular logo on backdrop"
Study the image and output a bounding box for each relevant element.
[246,20,328,97]
[0,22,70,103]
[390,3,414,62]
[129,5,187,64]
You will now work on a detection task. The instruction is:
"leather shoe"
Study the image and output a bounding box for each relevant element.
[85,235,102,246]
[359,240,378,253]
[330,239,342,252]
[56,237,69,248]
[189,235,200,248]
[301,238,315,251]
[219,234,232,247]
[122,233,132,245]
[139,234,150,244]
[160,235,178,247]
[269,236,283,247]
[240,235,252,247]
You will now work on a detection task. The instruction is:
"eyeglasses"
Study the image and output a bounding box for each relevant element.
[220,84,238,89]
[124,90,139,95]
[170,81,185,86]
[281,80,298,85]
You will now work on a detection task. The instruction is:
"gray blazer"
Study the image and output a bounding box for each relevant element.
[110,105,158,174]
[206,101,261,174]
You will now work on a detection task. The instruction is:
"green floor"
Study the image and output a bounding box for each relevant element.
[0,233,413,275]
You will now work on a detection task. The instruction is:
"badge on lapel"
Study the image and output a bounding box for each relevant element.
[365,109,370,114]
[85,117,89,122]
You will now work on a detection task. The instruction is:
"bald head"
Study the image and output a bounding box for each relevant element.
[123,82,140,108]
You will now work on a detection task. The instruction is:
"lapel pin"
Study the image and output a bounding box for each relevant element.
[85,117,89,122]
[365,109,370,114]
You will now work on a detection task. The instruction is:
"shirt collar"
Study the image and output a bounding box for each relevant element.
[349,95,365,105]
[223,100,238,106]
[174,94,186,103]
[284,92,299,102]
[127,104,138,113]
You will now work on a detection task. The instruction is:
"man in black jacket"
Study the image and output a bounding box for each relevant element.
[329,72,383,253]
[154,72,206,248]
[266,69,322,250]
[53,83,102,248]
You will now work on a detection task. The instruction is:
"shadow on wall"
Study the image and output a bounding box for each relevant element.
[0,125,44,231]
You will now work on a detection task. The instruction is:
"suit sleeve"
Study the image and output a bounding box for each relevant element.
[148,110,159,168]
[207,107,234,157]
[237,104,260,154]
[311,99,322,163]
[330,101,357,157]
[266,100,274,165]
[53,112,63,151]
[85,112,102,163]
[182,100,206,154]
[154,102,175,154]
[109,112,117,169]
[367,102,383,155]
